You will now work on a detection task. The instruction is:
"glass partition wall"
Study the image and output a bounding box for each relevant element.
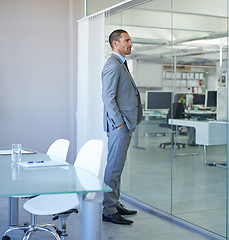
[171,2,227,237]
[104,0,228,238]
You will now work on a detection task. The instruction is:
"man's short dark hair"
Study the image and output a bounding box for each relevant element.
[109,29,127,49]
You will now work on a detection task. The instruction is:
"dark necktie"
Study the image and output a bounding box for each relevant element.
[124,60,129,72]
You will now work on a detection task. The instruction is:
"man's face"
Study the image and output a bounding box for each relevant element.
[113,32,133,57]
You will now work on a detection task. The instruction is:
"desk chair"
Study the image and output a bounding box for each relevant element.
[3,139,104,240]
[159,103,185,149]
[2,139,70,240]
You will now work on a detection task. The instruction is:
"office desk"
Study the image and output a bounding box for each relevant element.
[185,109,216,116]
[168,119,227,163]
[0,152,111,240]
[143,110,167,119]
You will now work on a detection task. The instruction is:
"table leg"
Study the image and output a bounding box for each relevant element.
[173,126,201,157]
[9,197,19,226]
[173,126,178,156]
[81,197,101,240]
[133,125,145,150]
[204,145,207,164]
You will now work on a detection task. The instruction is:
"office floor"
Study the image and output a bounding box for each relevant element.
[0,197,211,240]
[122,119,227,239]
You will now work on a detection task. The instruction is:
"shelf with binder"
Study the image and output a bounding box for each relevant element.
[162,70,206,93]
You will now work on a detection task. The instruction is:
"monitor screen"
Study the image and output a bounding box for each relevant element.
[205,90,217,108]
[192,94,205,105]
[145,91,172,110]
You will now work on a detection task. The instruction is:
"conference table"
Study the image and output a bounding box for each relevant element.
[0,151,111,240]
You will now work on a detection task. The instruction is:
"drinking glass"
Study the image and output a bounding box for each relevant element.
[11,143,22,162]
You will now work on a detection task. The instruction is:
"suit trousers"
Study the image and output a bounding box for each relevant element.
[103,123,132,215]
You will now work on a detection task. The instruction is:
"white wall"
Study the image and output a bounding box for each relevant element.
[134,60,163,87]
[134,60,218,92]
[0,0,84,163]
[207,69,218,90]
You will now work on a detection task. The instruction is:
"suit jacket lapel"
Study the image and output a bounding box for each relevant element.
[112,54,138,90]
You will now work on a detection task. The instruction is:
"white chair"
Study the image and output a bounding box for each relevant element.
[3,139,104,240]
[2,139,70,240]
[46,139,70,162]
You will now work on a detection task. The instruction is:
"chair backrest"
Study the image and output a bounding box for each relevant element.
[167,102,185,122]
[173,102,185,119]
[74,139,103,177]
[46,139,70,162]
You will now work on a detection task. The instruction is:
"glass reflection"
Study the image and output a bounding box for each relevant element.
[171,1,227,236]
[105,0,228,237]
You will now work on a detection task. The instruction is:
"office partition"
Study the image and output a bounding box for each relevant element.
[77,0,229,238]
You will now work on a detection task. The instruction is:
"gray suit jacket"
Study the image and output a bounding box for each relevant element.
[102,53,143,132]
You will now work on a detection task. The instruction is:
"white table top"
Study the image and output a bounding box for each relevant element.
[169,119,227,146]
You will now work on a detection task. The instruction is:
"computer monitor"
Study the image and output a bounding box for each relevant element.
[205,90,217,108]
[145,91,172,110]
[192,93,205,106]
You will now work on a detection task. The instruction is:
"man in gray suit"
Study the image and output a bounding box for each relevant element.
[102,29,143,225]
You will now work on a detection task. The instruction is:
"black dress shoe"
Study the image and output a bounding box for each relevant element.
[116,204,137,215]
[102,213,133,225]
